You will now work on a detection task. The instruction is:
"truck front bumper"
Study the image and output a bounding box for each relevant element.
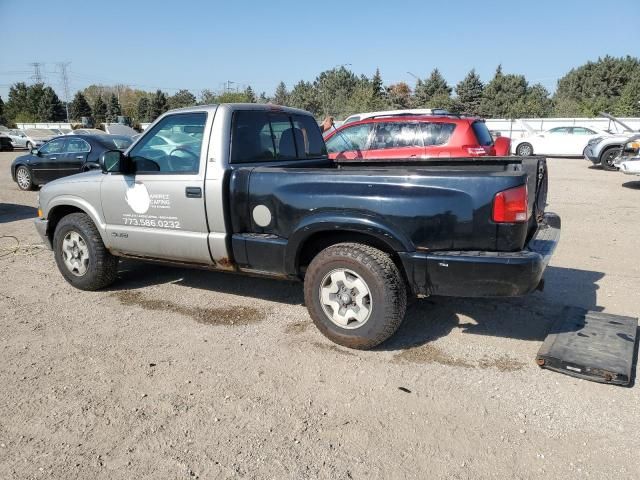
[399,213,561,297]
[34,218,51,249]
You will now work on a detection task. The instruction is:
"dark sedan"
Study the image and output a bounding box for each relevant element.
[11,134,133,190]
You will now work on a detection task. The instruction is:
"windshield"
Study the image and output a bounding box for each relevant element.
[108,137,133,150]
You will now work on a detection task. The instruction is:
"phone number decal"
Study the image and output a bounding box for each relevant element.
[122,213,181,230]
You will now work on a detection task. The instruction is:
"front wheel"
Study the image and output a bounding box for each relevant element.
[53,213,119,290]
[600,147,621,171]
[304,243,407,350]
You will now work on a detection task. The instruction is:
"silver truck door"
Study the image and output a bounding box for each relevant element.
[101,112,213,264]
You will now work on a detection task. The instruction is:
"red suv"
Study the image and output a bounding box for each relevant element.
[324,114,510,160]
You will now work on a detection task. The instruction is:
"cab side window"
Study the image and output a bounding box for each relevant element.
[128,113,206,174]
[39,138,67,155]
[231,111,327,163]
[370,122,422,150]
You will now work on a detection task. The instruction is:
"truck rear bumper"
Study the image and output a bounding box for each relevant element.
[399,213,561,297]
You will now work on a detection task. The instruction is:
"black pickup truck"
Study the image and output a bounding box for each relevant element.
[35,104,560,349]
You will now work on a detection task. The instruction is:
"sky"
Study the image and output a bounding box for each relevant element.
[1,0,638,102]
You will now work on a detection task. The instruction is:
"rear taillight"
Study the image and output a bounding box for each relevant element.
[492,185,528,223]
[464,145,488,156]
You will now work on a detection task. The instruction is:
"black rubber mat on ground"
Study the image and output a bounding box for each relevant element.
[536,307,638,386]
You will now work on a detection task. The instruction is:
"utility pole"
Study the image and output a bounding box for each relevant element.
[226,80,235,93]
[30,62,44,83]
[57,62,71,123]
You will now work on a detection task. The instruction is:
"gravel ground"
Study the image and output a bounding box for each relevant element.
[0,151,639,479]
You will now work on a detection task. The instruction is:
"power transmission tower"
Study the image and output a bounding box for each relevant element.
[56,62,71,123]
[30,62,44,83]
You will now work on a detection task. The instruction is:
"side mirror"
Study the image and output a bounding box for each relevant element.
[31,148,39,155]
[100,150,132,174]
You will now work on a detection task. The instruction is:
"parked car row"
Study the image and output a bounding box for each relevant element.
[10,134,133,190]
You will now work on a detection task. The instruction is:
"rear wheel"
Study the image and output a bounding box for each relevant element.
[516,143,533,156]
[15,166,34,190]
[304,243,407,350]
[53,213,119,290]
[600,147,621,171]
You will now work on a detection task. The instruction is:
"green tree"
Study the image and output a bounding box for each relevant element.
[136,96,151,123]
[0,95,7,126]
[314,67,360,117]
[288,80,320,115]
[371,68,385,102]
[168,89,197,109]
[455,69,484,115]
[244,86,257,103]
[92,95,107,125]
[258,92,269,104]
[149,90,168,120]
[614,72,640,116]
[554,55,640,116]
[5,82,31,122]
[199,89,217,105]
[524,84,553,117]
[273,81,289,105]
[69,92,92,121]
[37,86,65,121]
[479,65,529,117]
[106,93,122,123]
[413,69,452,107]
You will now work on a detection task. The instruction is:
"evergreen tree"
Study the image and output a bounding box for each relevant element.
[455,69,484,115]
[37,86,65,121]
[93,95,107,125]
[258,92,269,104]
[314,67,360,117]
[614,72,640,116]
[413,69,451,107]
[371,68,385,100]
[244,86,257,103]
[524,84,553,117]
[136,96,150,122]
[149,90,168,120]
[168,89,197,109]
[289,81,320,115]
[273,82,289,105]
[106,94,121,122]
[479,65,529,118]
[69,92,92,121]
[5,82,31,122]
[0,95,7,126]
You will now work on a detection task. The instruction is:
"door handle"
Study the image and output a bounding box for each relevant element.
[50,157,57,160]
[76,156,84,159]
[185,186,202,198]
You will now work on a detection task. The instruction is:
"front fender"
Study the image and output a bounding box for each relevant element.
[284,211,413,274]
[45,195,108,243]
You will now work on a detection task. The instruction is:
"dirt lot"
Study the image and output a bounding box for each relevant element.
[0,151,639,479]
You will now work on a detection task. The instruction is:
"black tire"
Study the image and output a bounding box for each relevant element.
[600,147,621,171]
[304,243,407,350]
[53,213,119,291]
[15,166,34,191]
[516,142,533,156]
[26,141,32,150]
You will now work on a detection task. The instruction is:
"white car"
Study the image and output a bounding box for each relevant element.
[512,122,609,156]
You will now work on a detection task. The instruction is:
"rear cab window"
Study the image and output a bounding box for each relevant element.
[231,111,327,164]
[471,121,494,147]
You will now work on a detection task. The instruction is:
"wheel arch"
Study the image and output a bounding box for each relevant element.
[46,198,108,246]
[285,212,413,278]
[598,144,622,162]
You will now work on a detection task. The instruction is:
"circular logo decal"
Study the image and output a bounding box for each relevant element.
[125,182,151,214]
[252,205,272,227]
